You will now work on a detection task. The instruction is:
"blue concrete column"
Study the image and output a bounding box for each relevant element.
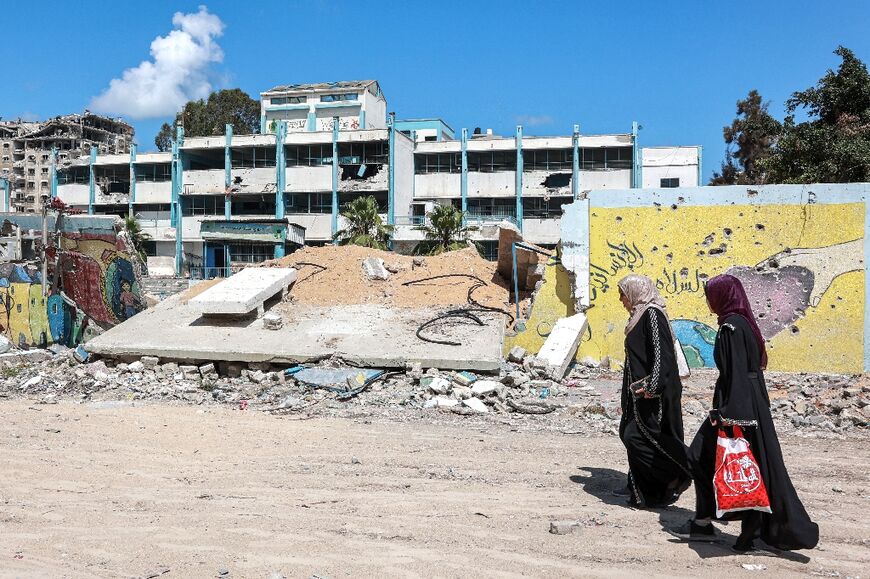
[307,110,317,132]
[224,124,233,221]
[88,147,96,215]
[331,116,339,243]
[128,143,136,216]
[697,145,703,186]
[460,128,468,223]
[359,109,366,130]
[1,178,9,212]
[631,121,640,189]
[571,124,580,199]
[515,125,523,232]
[274,121,287,259]
[174,125,185,276]
[387,112,396,226]
[50,147,58,200]
[260,114,266,134]
[170,135,179,227]
[275,121,286,220]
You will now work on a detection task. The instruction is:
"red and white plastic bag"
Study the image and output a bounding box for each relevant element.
[714,426,772,518]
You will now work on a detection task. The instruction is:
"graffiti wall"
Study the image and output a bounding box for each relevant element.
[583,202,864,373]
[0,215,145,348]
[505,184,867,374]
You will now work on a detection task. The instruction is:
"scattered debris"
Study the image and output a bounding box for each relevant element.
[549,520,581,535]
[263,312,283,330]
[362,257,390,281]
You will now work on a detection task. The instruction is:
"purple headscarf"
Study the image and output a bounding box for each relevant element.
[705,274,768,369]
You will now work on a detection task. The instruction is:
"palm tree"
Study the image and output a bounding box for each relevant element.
[414,204,477,255]
[123,215,150,263]
[333,195,394,250]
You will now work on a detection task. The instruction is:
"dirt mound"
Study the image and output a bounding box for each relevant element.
[261,244,510,311]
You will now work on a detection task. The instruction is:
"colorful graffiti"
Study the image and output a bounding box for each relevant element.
[582,203,864,373]
[0,221,145,348]
[60,231,145,326]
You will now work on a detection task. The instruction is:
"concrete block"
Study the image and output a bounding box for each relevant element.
[462,397,489,413]
[507,345,527,363]
[190,267,297,315]
[180,365,200,380]
[536,314,588,381]
[452,385,473,400]
[424,376,451,395]
[424,396,459,409]
[471,380,500,396]
[362,257,389,281]
[263,312,283,330]
[141,356,160,368]
[128,361,145,373]
[549,520,580,535]
[199,363,216,378]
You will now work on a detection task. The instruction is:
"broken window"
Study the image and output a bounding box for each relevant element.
[285,193,332,214]
[454,197,516,220]
[135,163,172,182]
[523,149,572,171]
[229,242,275,264]
[286,144,332,167]
[271,96,306,105]
[320,93,357,102]
[414,153,460,174]
[232,146,276,168]
[230,197,276,216]
[522,196,573,218]
[660,178,680,188]
[467,151,517,173]
[183,195,224,216]
[581,147,633,170]
[338,141,387,165]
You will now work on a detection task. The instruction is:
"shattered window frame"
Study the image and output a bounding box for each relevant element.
[231,146,277,169]
[467,151,517,173]
[134,163,172,182]
[320,93,358,102]
[456,197,517,219]
[522,195,573,218]
[523,149,573,171]
[660,178,680,188]
[183,195,224,216]
[414,153,461,174]
[270,96,306,105]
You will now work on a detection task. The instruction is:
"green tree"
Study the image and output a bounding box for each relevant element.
[155,88,260,151]
[710,90,782,185]
[332,195,394,249]
[123,215,150,262]
[414,204,477,255]
[766,46,870,183]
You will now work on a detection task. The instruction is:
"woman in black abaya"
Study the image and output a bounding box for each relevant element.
[670,274,819,552]
[616,274,692,508]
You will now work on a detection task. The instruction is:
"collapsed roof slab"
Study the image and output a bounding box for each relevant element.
[85,296,504,372]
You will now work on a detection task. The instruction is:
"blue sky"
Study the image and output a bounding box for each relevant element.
[3,0,868,182]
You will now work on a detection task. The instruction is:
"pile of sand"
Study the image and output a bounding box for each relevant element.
[261,244,511,311]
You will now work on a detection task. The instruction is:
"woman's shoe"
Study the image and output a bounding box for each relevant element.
[667,519,720,542]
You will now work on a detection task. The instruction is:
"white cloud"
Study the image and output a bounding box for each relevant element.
[89,6,225,119]
[515,115,554,127]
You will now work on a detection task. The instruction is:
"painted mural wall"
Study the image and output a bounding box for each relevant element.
[0,215,145,348]
[582,202,864,374]
[505,185,866,375]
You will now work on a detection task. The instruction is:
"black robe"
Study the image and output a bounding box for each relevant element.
[620,307,692,506]
[688,314,819,550]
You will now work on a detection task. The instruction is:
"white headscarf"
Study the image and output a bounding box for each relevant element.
[618,274,674,337]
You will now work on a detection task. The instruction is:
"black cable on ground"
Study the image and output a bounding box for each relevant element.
[402,273,486,286]
[291,262,327,284]
[415,310,484,346]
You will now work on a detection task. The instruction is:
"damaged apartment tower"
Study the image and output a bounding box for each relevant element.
[0,112,133,213]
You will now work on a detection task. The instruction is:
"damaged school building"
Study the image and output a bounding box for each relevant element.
[35,79,701,275]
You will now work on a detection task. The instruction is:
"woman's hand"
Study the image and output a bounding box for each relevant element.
[709,409,720,426]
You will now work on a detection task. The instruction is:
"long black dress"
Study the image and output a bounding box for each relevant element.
[688,314,819,550]
[620,307,692,507]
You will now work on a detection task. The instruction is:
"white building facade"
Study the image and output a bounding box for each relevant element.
[55,80,701,276]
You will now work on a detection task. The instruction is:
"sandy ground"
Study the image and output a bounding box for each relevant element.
[0,400,867,579]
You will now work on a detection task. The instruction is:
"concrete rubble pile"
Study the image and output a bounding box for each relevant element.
[1,345,867,434]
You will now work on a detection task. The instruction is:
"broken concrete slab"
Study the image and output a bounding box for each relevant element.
[535,314,588,380]
[263,312,283,330]
[471,380,500,396]
[190,267,297,316]
[295,367,383,387]
[362,257,389,281]
[424,396,459,409]
[462,397,489,413]
[86,295,504,372]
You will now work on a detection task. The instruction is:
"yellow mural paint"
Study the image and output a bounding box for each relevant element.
[505,260,575,355]
[583,203,864,374]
